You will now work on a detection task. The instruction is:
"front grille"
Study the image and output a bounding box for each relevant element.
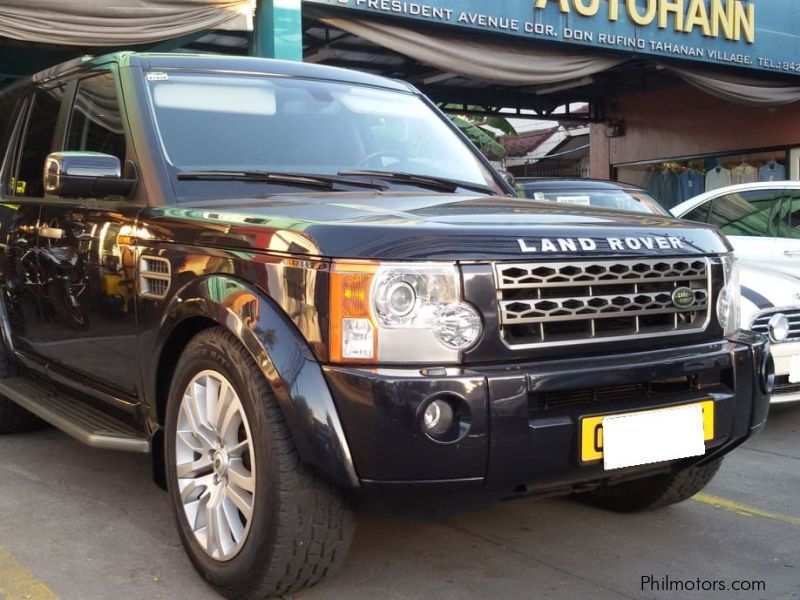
[773,375,800,395]
[750,308,800,340]
[496,258,711,348]
[540,376,698,410]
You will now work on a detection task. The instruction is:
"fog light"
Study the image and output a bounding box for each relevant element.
[422,399,454,438]
[768,313,789,342]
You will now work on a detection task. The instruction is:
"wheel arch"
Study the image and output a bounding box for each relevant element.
[147,274,359,490]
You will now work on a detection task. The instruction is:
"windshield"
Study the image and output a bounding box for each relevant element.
[145,71,499,197]
[517,185,670,216]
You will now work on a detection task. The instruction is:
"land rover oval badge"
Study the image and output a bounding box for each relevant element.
[672,287,696,309]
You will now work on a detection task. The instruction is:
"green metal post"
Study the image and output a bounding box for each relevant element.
[251,0,303,60]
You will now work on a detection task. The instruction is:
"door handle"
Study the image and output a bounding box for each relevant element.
[784,250,800,256]
[38,226,64,240]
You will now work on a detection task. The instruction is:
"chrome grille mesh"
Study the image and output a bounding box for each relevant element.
[495,258,711,348]
[750,308,800,340]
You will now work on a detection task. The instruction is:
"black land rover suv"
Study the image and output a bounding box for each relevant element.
[0,53,771,599]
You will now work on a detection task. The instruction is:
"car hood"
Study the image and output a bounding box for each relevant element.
[740,263,800,326]
[157,192,732,260]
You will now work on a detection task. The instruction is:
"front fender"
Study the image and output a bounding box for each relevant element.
[153,274,359,488]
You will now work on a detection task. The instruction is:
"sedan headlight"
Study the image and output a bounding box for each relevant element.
[717,254,741,337]
[330,261,482,363]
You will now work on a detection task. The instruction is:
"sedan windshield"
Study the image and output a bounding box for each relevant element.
[145,71,500,196]
[517,185,670,216]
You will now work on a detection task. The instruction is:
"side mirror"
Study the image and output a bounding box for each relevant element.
[44,151,136,199]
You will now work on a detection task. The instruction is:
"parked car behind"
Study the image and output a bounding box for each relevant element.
[516,178,670,216]
[671,181,800,274]
[740,264,800,404]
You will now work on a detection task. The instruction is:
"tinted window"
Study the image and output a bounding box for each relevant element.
[781,192,800,238]
[146,72,497,195]
[16,88,64,197]
[682,202,711,223]
[66,73,126,163]
[707,189,782,237]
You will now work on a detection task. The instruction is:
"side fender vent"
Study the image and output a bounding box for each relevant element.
[140,256,171,299]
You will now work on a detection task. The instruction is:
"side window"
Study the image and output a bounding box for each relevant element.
[707,190,782,237]
[65,73,126,164]
[15,87,64,198]
[682,201,711,223]
[781,192,800,239]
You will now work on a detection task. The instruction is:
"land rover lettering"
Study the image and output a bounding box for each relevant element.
[518,236,686,253]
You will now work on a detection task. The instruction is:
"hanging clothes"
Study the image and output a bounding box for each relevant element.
[731,162,758,184]
[652,169,680,208]
[706,166,732,192]
[642,169,660,198]
[759,161,786,182]
[677,169,705,203]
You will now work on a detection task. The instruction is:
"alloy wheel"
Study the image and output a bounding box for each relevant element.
[175,370,256,561]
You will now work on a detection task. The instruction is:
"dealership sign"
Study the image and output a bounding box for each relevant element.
[305,0,800,76]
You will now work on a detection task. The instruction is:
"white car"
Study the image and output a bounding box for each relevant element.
[671,181,800,275]
[740,264,800,404]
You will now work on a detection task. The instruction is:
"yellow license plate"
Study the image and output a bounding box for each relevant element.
[580,401,715,463]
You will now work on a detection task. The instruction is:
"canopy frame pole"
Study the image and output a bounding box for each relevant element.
[251,0,302,60]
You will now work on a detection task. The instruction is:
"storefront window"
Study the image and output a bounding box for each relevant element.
[615,150,789,209]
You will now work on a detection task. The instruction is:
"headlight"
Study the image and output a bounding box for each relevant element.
[717,255,741,337]
[329,261,483,363]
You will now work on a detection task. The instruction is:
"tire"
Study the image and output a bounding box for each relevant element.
[0,347,44,434]
[578,459,723,513]
[165,327,355,599]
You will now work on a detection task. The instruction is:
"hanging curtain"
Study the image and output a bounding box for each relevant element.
[667,66,800,106]
[318,16,627,87]
[319,13,800,107]
[0,0,254,46]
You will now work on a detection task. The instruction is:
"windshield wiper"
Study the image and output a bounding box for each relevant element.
[177,170,389,191]
[337,169,496,195]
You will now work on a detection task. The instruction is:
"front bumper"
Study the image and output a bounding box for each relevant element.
[323,333,770,490]
[769,340,800,404]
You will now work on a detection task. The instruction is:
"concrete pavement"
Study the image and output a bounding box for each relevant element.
[0,406,796,600]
